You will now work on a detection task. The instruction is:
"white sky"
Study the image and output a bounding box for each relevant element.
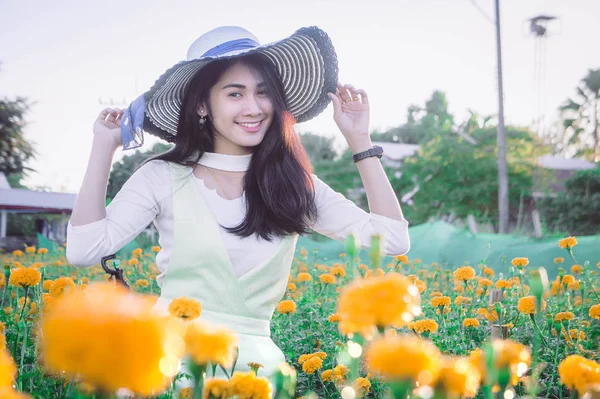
[1,0,599,193]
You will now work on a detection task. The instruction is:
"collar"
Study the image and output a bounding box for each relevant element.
[196,151,252,172]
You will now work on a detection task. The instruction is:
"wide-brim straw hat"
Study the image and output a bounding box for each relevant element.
[120,26,339,150]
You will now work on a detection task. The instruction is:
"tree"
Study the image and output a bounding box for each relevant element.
[370,90,453,145]
[0,96,36,188]
[298,132,338,164]
[390,126,546,231]
[107,143,172,200]
[559,68,600,162]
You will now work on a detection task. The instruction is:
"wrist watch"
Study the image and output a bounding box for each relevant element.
[352,145,384,163]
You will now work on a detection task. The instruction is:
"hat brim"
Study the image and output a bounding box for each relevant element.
[143,26,339,143]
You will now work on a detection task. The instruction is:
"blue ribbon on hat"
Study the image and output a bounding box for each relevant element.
[119,38,259,151]
[120,94,145,150]
[201,38,259,57]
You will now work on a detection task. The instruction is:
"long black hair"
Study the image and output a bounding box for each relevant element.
[144,52,318,242]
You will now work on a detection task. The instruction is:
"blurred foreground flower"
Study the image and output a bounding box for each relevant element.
[337,272,421,336]
[38,282,185,396]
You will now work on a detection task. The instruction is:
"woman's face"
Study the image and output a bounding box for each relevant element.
[200,62,274,155]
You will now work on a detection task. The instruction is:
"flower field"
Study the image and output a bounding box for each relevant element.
[0,234,598,399]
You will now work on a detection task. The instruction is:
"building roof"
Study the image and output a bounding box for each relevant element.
[0,187,76,213]
[535,155,597,171]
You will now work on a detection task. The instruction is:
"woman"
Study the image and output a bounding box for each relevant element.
[66,26,410,383]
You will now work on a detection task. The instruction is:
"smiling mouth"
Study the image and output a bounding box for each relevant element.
[236,121,263,128]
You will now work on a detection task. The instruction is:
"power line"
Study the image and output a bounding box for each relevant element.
[468,0,494,24]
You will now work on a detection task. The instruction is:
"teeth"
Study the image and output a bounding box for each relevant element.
[238,122,260,128]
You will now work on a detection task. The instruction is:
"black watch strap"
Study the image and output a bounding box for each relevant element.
[352,145,384,163]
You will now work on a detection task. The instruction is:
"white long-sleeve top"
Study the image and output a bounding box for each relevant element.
[66,160,410,286]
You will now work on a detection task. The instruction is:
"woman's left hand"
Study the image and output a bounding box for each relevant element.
[328,82,370,144]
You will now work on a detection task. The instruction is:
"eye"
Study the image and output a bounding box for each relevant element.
[228,92,242,98]
[258,90,269,96]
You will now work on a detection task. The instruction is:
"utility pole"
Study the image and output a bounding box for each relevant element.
[495,0,509,233]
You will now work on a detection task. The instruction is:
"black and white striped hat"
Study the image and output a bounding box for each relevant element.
[138,26,339,145]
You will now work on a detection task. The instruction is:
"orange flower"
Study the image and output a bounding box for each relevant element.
[558,237,577,250]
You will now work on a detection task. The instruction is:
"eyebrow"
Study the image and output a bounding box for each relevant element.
[221,82,266,90]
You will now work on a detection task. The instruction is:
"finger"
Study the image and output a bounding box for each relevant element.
[327,92,342,117]
[336,82,352,103]
[345,84,361,102]
[357,89,369,105]
[97,108,114,121]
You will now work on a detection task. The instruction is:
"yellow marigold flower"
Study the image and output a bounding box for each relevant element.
[25,246,35,254]
[413,259,422,264]
[42,280,54,291]
[517,296,546,314]
[439,356,480,398]
[203,378,231,399]
[319,273,336,285]
[554,311,575,322]
[430,291,443,297]
[558,355,600,393]
[554,257,565,264]
[568,280,580,291]
[414,280,427,294]
[331,266,346,277]
[168,297,202,320]
[132,248,143,258]
[287,283,297,292]
[39,282,184,395]
[589,304,600,319]
[12,250,24,257]
[337,272,421,336]
[478,278,493,288]
[431,296,451,308]
[482,267,494,277]
[581,320,591,328]
[454,295,471,306]
[9,268,41,288]
[333,364,349,381]
[296,272,312,282]
[365,334,441,385]
[476,307,498,323]
[247,362,263,372]
[276,300,297,314]
[302,356,323,374]
[565,329,585,341]
[463,318,480,328]
[558,236,578,250]
[179,387,192,398]
[0,349,17,388]
[128,258,139,266]
[328,314,341,323]
[571,264,583,274]
[453,266,475,282]
[49,276,76,298]
[561,275,575,285]
[2,308,10,315]
[511,257,529,268]
[394,255,409,264]
[230,371,271,399]
[37,248,48,255]
[185,320,238,368]
[354,377,371,396]
[151,246,161,253]
[413,319,438,334]
[495,279,512,289]
[136,279,149,288]
[321,369,333,382]
[469,340,531,386]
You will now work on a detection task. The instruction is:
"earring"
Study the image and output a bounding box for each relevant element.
[198,114,206,130]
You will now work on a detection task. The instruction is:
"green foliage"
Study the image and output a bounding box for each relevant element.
[537,165,600,235]
[0,96,36,187]
[391,127,543,228]
[107,143,172,200]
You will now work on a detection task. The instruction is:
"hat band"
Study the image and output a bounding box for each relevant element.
[201,38,260,58]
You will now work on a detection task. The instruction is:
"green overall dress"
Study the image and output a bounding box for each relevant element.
[155,163,298,384]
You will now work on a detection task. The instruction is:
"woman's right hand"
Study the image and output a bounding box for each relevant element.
[93,108,124,150]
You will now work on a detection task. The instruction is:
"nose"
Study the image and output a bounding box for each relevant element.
[242,95,263,116]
